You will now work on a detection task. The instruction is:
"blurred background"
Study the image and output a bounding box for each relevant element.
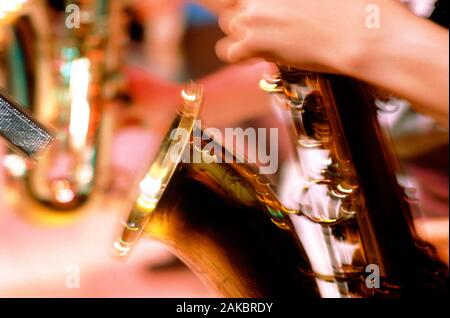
[0,0,448,297]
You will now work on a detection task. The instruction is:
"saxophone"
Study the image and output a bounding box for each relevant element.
[260,67,449,297]
[115,69,448,297]
[0,0,124,224]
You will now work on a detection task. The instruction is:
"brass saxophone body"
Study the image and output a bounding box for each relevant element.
[116,68,448,297]
[0,0,124,224]
[141,136,321,297]
[262,67,448,297]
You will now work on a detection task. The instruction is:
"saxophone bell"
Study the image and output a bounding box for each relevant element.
[114,82,321,297]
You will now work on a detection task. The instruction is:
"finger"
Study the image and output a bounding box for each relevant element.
[217,9,233,34]
[227,40,252,63]
[218,9,244,36]
[216,36,252,64]
[215,36,235,62]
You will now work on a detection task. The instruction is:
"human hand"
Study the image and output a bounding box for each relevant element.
[213,0,417,73]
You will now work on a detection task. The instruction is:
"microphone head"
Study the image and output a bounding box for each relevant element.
[0,89,55,160]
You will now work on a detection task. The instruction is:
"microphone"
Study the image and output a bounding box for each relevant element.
[0,88,54,160]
